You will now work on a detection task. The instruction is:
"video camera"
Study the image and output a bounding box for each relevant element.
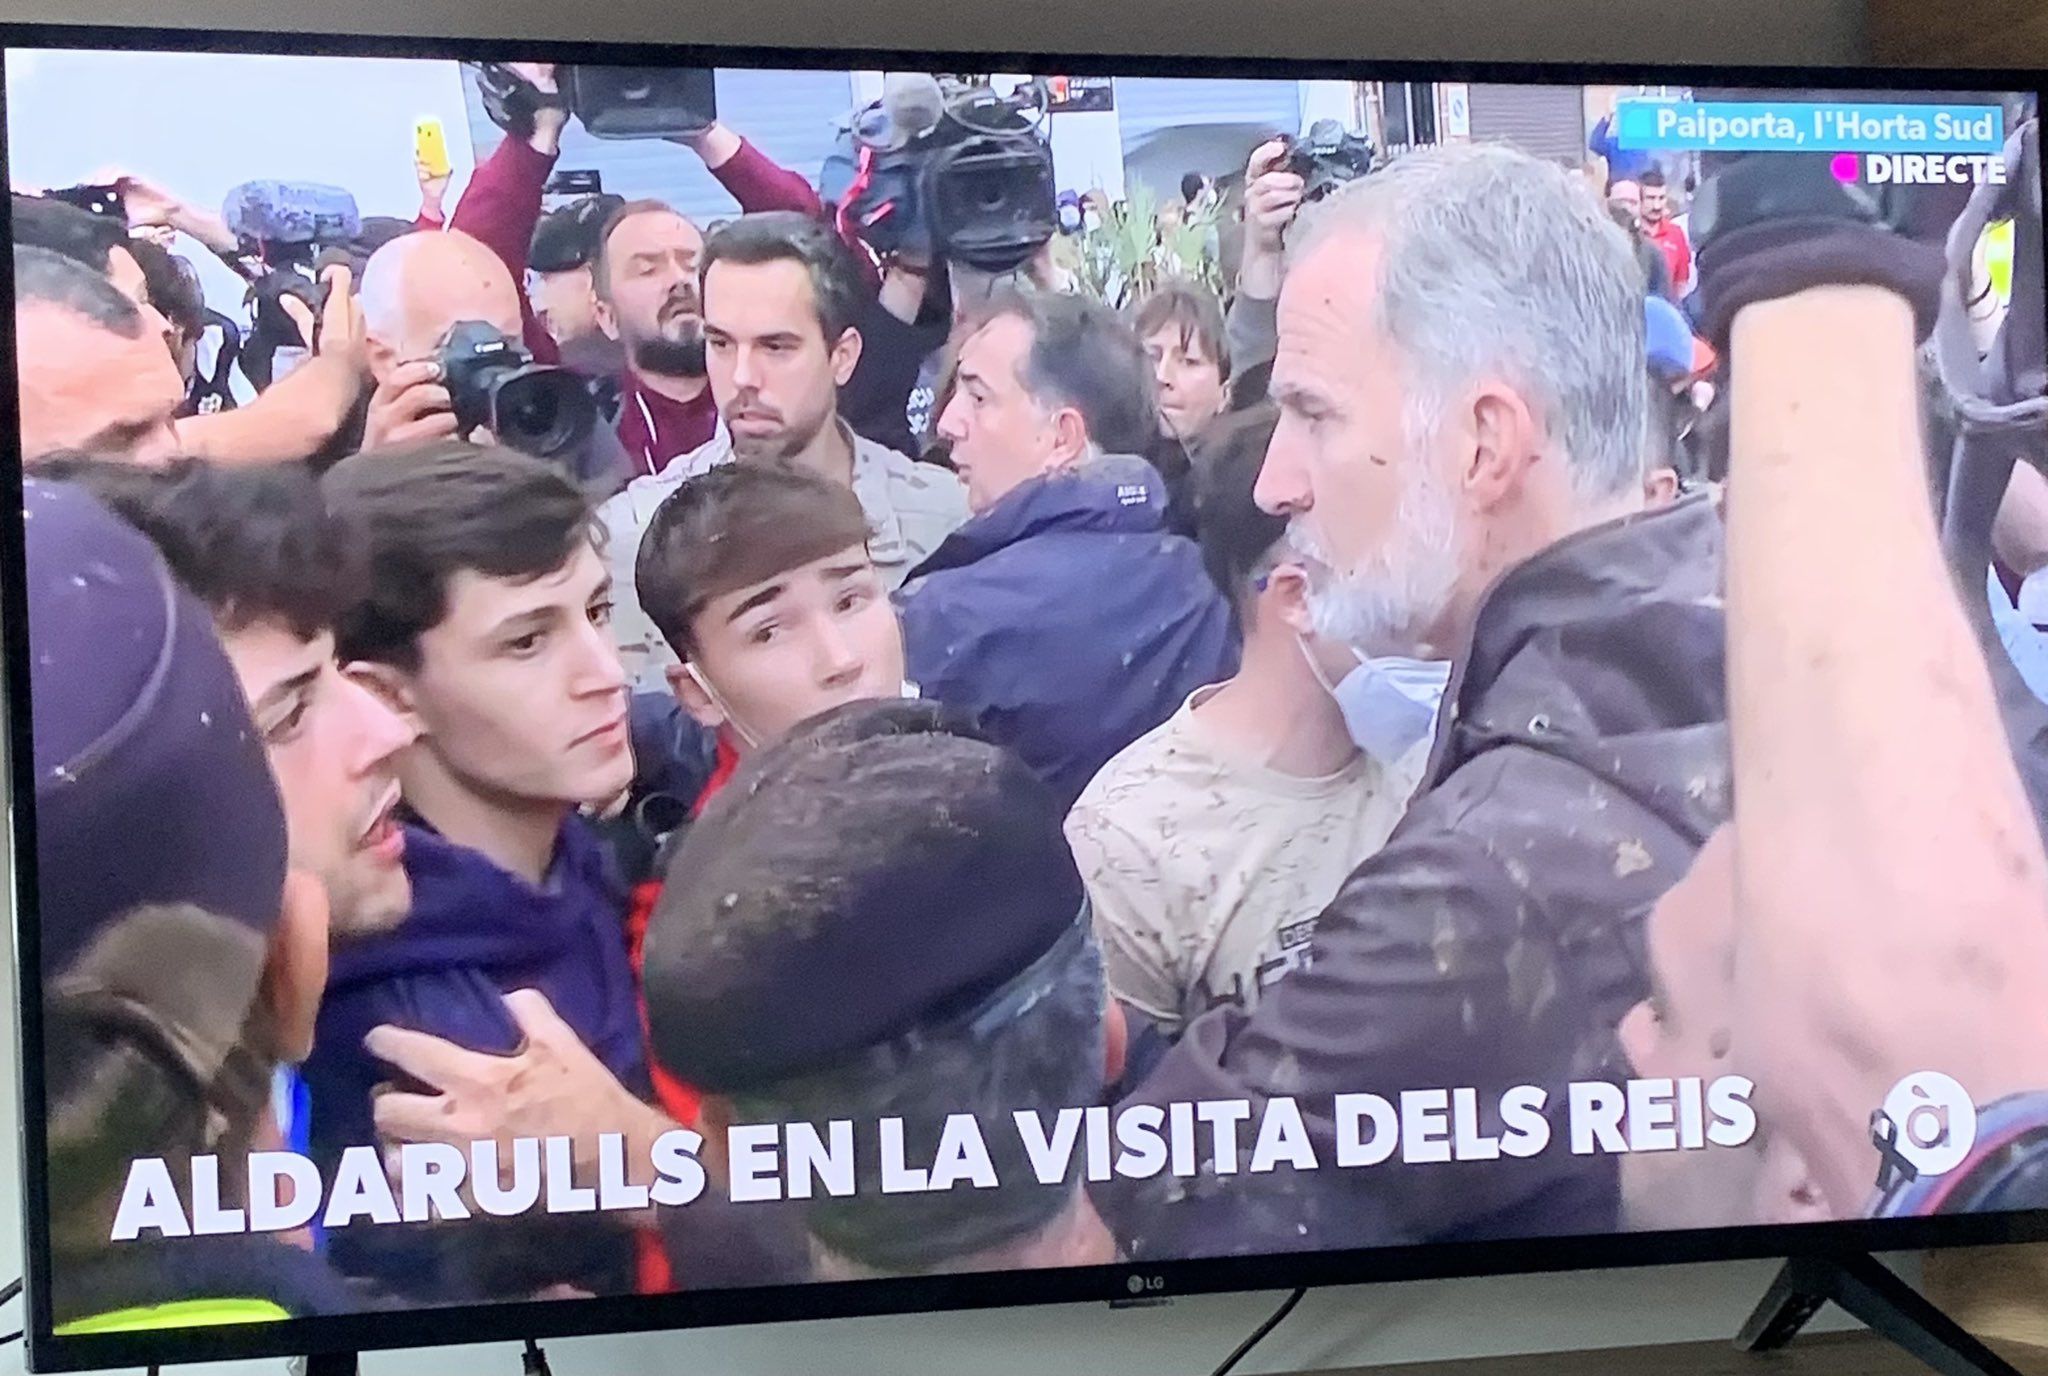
[1282,119,1379,204]
[214,180,366,387]
[437,320,597,458]
[822,75,1058,274]
[470,63,718,141]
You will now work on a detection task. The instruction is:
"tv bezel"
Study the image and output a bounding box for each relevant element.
[2,21,2043,1373]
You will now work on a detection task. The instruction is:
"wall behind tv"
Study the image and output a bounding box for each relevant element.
[0,0,1877,1373]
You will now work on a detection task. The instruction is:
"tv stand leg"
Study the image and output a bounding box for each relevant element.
[1737,1254,2023,1376]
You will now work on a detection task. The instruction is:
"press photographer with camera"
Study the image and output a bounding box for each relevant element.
[356,227,624,486]
[17,176,374,465]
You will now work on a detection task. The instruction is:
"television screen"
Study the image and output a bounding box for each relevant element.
[5,26,2046,1373]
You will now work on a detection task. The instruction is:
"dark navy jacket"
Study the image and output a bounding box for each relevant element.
[895,453,1239,807]
[303,812,647,1303]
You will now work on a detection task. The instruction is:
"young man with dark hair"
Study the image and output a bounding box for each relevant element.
[305,440,648,1302]
[1066,405,1421,1036]
[1639,168,1693,297]
[13,243,184,465]
[27,479,349,1328]
[637,459,909,760]
[603,210,966,694]
[645,699,1124,1280]
[35,457,417,942]
[905,287,1238,807]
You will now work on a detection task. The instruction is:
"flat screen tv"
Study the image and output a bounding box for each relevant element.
[4,21,2046,1376]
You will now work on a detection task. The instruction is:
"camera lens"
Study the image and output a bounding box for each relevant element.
[490,367,596,458]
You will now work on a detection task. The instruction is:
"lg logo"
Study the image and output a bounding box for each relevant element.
[1126,1273,1167,1296]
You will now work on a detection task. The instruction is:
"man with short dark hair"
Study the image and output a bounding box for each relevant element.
[1066,406,1421,1037]
[902,288,1238,806]
[638,460,909,759]
[14,244,183,465]
[602,211,967,694]
[305,440,648,1302]
[1640,168,1693,297]
[35,457,417,940]
[645,699,1123,1280]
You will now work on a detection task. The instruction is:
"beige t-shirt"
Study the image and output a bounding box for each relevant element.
[1065,686,1421,1035]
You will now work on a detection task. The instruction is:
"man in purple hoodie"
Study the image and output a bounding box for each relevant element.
[305,438,648,1303]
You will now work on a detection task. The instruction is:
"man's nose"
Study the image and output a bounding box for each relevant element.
[936,393,968,442]
[344,673,419,775]
[1254,421,1313,515]
[814,619,864,688]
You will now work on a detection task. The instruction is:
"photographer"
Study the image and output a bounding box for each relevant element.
[1226,138,1305,378]
[459,62,851,471]
[54,173,370,462]
[356,227,629,487]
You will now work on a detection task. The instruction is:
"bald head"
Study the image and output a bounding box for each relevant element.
[359,229,523,377]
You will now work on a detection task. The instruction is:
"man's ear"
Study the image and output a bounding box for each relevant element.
[1048,406,1092,466]
[1644,465,1681,509]
[1263,561,1314,639]
[696,1096,735,1190]
[262,869,331,1066]
[364,335,402,387]
[594,296,621,343]
[345,661,426,737]
[1464,383,1542,511]
[669,660,724,733]
[830,326,864,388]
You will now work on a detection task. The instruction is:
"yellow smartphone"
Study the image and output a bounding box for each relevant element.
[414,117,452,179]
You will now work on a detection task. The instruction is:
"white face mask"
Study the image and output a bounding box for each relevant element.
[1298,638,1451,766]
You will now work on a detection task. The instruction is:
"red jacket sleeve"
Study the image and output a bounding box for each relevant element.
[708,138,879,290]
[450,135,562,365]
[709,137,823,217]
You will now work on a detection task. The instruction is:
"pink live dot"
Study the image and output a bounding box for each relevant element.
[1829,152,1859,183]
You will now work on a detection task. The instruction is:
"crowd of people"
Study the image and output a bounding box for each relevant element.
[20,60,2048,1334]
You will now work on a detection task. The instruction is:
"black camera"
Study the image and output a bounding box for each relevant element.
[1284,120,1379,203]
[437,320,597,458]
[45,182,126,222]
[470,63,717,141]
[823,78,1057,274]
